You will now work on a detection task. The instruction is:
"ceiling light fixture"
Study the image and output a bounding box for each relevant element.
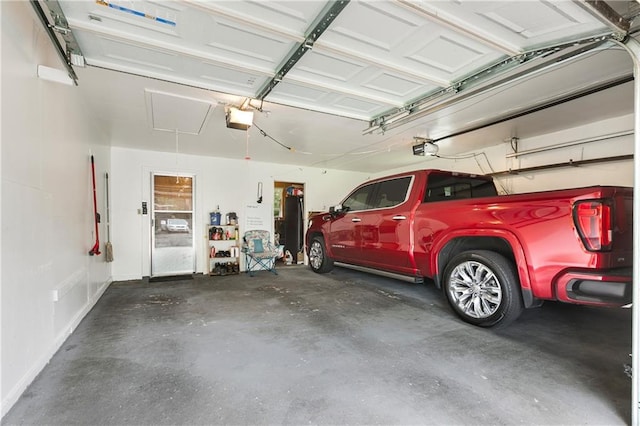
[412,137,438,156]
[226,107,254,131]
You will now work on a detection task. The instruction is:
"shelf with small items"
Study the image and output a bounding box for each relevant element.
[208,224,240,276]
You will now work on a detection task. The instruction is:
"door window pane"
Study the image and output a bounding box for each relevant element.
[342,183,376,212]
[371,176,412,209]
[154,175,193,211]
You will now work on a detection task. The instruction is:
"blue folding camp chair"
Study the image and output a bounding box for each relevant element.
[242,230,278,276]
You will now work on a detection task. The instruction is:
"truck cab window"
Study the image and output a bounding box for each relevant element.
[342,184,375,212]
[371,176,412,209]
[424,174,497,202]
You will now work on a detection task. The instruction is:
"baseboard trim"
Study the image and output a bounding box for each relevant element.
[1,278,112,419]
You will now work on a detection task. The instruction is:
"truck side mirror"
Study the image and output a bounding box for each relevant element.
[329,204,345,216]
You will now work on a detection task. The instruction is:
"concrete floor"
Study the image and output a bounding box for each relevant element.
[3,266,632,425]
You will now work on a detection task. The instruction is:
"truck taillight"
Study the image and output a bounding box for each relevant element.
[573,200,613,251]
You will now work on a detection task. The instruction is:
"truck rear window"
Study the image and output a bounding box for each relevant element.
[424,174,497,202]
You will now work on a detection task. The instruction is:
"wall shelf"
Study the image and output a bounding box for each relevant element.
[208,224,240,276]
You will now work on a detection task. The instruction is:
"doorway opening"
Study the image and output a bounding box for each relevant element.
[151,174,195,277]
[274,181,305,265]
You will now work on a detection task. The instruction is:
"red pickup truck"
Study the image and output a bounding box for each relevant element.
[305,169,633,327]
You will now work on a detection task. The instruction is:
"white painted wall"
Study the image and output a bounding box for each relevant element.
[1,2,112,417]
[110,147,368,280]
[379,114,634,194]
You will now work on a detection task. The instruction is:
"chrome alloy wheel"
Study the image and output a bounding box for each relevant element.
[309,240,324,270]
[448,260,502,319]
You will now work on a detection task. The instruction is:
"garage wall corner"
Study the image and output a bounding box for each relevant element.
[1,1,112,418]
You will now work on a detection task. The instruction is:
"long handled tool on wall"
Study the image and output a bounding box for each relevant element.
[105,172,113,262]
[89,155,101,256]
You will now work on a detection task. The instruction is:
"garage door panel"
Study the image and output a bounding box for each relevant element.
[413,0,610,48]
[319,0,505,85]
[191,0,332,36]
[267,81,393,119]
[287,50,438,102]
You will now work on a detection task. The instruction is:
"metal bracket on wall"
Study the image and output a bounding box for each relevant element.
[488,154,634,177]
[505,130,634,159]
[579,0,632,34]
[30,0,84,84]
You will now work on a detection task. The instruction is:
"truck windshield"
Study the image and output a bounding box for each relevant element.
[424,174,497,202]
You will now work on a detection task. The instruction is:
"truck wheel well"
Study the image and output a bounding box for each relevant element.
[436,237,515,288]
[306,231,324,249]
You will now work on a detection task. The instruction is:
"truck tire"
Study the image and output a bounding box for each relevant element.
[308,236,334,274]
[443,250,523,328]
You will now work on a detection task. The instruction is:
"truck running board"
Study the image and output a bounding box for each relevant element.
[335,262,424,284]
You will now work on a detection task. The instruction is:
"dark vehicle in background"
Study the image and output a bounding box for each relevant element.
[306,169,633,327]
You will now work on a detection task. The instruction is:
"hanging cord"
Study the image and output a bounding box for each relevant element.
[175,129,180,183]
[434,152,509,194]
[245,127,251,160]
[252,122,396,156]
[253,123,294,152]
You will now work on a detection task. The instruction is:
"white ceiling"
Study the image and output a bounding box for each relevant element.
[45,0,638,173]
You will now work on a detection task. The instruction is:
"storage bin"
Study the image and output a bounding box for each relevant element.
[210,212,221,225]
[226,212,237,225]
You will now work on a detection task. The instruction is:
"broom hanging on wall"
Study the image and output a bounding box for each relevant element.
[105,172,114,262]
[89,155,101,256]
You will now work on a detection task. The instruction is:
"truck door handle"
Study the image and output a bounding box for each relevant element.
[392,215,406,220]
[351,218,362,223]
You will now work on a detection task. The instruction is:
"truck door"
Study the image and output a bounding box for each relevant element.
[327,182,376,261]
[359,176,414,272]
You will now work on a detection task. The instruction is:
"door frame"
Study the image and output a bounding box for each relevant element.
[274,181,306,263]
[149,171,197,277]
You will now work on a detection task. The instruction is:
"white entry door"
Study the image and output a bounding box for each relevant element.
[151,174,195,276]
